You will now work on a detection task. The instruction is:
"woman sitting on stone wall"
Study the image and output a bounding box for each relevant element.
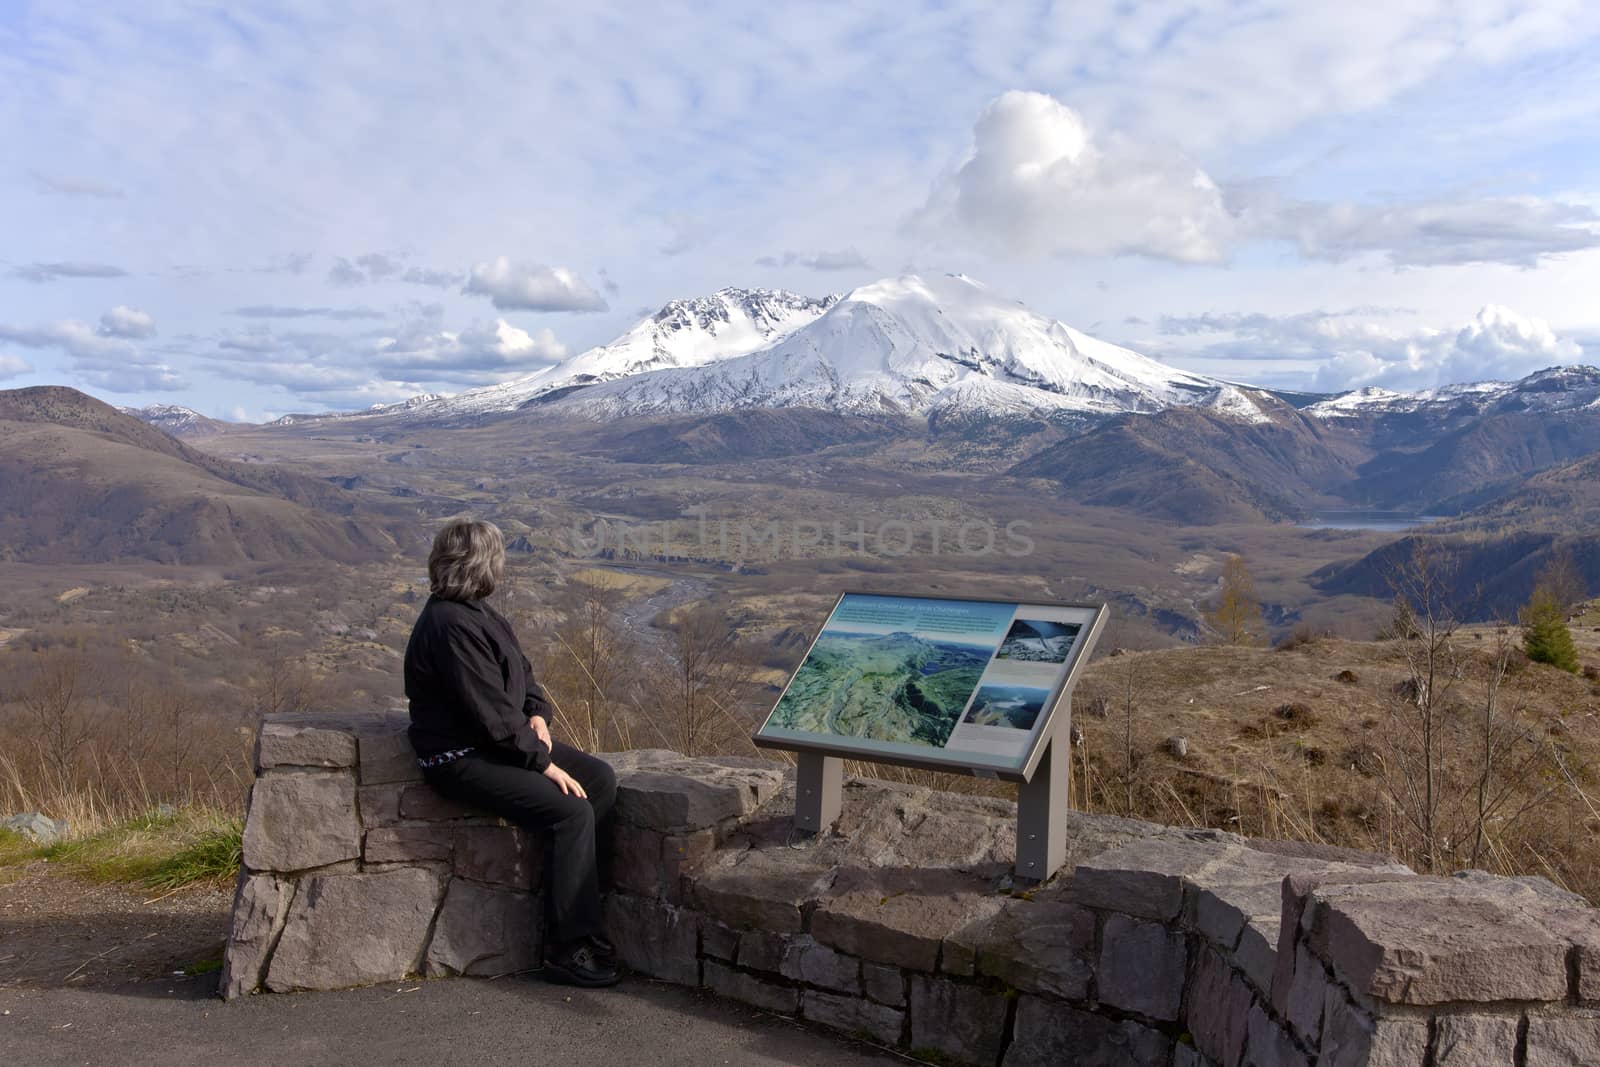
[404,518,619,987]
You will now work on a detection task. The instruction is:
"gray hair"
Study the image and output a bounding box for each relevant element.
[427,519,505,602]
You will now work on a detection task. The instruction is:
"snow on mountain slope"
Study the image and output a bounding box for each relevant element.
[1306,365,1600,420]
[541,274,1220,420]
[122,404,231,438]
[411,288,836,418]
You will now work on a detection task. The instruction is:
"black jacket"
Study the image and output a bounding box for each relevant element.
[404,595,554,771]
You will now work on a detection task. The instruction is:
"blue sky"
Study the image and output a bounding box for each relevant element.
[3,1,1600,418]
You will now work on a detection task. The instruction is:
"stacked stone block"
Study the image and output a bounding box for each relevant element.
[221,712,544,998]
[225,713,1600,1066]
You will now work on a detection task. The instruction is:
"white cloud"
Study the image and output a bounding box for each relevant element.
[0,355,33,380]
[0,320,183,392]
[375,319,566,383]
[910,91,1232,264]
[462,257,608,312]
[1157,304,1584,392]
[914,92,1600,270]
[1231,185,1600,268]
[98,305,156,339]
[199,314,567,404]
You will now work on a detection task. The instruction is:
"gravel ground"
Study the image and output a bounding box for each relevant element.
[0,861,233,990]
[0,866,902,1066]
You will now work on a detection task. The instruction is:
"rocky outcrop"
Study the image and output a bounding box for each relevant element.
[224,712,1600,1065]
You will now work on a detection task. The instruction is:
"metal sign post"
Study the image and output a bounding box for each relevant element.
[1014,694,1069,883]
[794,750,843,833]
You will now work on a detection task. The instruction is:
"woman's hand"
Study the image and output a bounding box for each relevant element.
[528,715,552,750]
[544,762,587,798]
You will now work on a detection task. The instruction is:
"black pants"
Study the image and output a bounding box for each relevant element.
[424,740,617,947]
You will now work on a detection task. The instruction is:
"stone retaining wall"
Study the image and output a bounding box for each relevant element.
[224,713,1600,1065]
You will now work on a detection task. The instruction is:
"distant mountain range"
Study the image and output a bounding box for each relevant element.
[101,272,1600,535]
[247,271,1598,438]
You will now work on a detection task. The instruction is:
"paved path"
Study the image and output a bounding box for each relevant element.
[0,974,904,1066]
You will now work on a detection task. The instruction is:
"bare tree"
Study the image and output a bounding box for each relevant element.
[1534,545,1587,616]
[1466,624,1559,869]
[532,575,635,752]
[1376,540,1460,871]
[1208,554,1265,646]
[1116,651,1140,816]
[243,636,315,717]
[22,652,94,787]
[658,602,756,756]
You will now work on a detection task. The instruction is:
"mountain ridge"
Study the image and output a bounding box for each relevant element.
[0,386,398,565]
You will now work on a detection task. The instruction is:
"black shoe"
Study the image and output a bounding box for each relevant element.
[543,940,619,988]
[589,934,617,961]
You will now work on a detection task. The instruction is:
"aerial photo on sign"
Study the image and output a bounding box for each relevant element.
[765,594,1011,747]
[962,683,1052,730]
[995,619,1082,664]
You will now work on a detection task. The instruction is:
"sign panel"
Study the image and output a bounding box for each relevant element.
[754,592,1104,780]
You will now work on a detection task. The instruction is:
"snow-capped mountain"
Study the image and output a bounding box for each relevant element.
[395,287,836,419]
[1306,366,1600,420]
[272,392,449,426]
[533,274,1220,421]
[122,403,230,438]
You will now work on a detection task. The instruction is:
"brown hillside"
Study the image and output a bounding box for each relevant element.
[1075,628,1600,899]
[0,386,398,565]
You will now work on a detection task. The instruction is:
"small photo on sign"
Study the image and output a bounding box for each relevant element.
[994,619,1081,664]
[962,684,1052,731]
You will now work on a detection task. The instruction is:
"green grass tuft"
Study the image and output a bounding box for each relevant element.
[143,821,243,892]
[0,806,242,890]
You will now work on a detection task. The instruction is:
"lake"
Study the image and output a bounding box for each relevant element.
[1296,511,1442,532]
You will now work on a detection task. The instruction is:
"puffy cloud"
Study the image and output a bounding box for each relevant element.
[462,257,608,312]
[910,91,1232,263]
[98,305,156,339]
[0,319,183,392]
[10,261,128,283]
[325,253,464,288]
[756,249,872,271]
[1157,304,1583,392]
[374,319,566,383]
[1230,185,1600,268]
[200,313,567,402]
[0,355,33,380]
[915,92,1600,270]
[205,326,415,402]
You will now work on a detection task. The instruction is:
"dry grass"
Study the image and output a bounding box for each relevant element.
[1073,624,1600,898]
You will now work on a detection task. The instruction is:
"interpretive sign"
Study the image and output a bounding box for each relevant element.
[756,592,1103,779]
[753,592,1107,881]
